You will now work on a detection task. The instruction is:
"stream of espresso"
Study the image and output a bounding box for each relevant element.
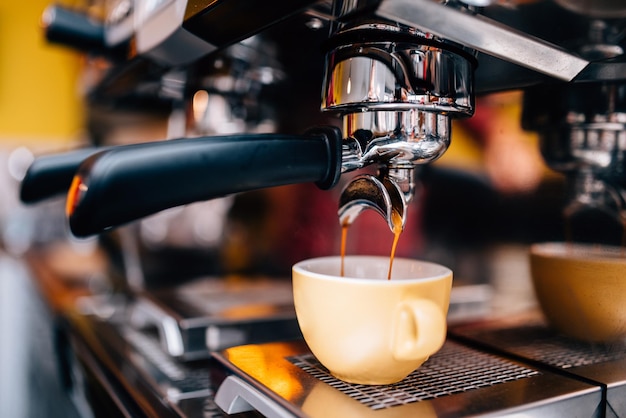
[340,222,348,277]
[387,210,403,279]
[340,210,403,280]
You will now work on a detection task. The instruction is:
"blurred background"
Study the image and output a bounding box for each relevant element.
[0,3,85,417]
[0,2,84,146]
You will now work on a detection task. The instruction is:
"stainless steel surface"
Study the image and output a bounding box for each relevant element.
[450,318,626,417]
[376,0,589,81]
[339,111,451,172]
[88,0,626,95]
[66,309,225,417]
[322,36,473,115]
[79,276,301,360]
[212,339,602,417]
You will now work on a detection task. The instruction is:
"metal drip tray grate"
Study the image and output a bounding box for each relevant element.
[213,340,603,417]
[288,341,540,410]
[453,325,626,369]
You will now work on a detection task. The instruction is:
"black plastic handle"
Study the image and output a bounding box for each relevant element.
[42,5,105,53]
[68,126,343,237]
[20,147,107,204]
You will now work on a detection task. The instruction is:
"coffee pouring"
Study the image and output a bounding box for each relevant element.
[523,73,626,245]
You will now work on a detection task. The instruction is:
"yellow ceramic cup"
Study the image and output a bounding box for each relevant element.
[292,255,452,385]
[530,242,626,342]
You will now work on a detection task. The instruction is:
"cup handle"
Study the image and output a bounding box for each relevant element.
[391,299,446,361]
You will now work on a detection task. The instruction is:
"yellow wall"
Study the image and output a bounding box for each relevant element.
[0,2,84,146]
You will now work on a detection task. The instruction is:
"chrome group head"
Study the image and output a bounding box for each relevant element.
[322,20,475,230]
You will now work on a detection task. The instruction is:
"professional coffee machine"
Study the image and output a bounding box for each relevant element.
[20,0,626,417]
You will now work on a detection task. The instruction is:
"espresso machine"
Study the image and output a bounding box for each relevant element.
[18,0,626,417]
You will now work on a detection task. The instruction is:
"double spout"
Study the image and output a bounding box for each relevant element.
[338,167,414,232]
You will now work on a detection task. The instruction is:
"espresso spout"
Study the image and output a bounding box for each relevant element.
[67,126,342,237]
[338,172,408,232]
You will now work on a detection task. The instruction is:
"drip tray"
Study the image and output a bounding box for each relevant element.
[450,318,626,417]
[211,340,601,417]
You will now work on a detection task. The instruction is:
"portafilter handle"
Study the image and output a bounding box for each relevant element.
[42,4,126,60]
[66,126,343,237]
[20,147,110,204]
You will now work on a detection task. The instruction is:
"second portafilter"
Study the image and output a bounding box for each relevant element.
[522,18,626,245]
[523,81,626,245]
